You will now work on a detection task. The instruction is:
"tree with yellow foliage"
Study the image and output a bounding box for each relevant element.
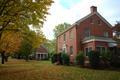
[0,31,22,64]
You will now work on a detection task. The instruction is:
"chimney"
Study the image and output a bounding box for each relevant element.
[90,6,97,13]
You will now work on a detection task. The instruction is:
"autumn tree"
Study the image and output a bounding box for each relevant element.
[0,31,22,64]
[0,0,53,64]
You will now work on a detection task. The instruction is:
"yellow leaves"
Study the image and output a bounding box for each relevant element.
[0,31,22,54]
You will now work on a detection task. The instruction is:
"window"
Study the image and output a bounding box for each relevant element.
[85,47,92,56]
[85,48,89,56]
[63,34,66,41]
[70,46,73,54]
[104,32,109,37]
[69,30,73,39]
[96,46,105,54]
[98,20,101,24]
[63,48,66,53]
[84,28,91,37]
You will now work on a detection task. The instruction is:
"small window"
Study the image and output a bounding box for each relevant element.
[90,18,93,24]
[69,30,73,39]
[98,20,101,24]
[85,47,92,56]
[96,46,106,54]
[84,28,91,37]
[85,48,89,56]
[104,32,109,37]
[63,34,66,41]
[63,48,66,53]
[70,46,73,54]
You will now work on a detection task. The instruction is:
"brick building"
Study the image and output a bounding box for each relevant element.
[57,6,116,62]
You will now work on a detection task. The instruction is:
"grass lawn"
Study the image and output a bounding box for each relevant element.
[0,59,120,80]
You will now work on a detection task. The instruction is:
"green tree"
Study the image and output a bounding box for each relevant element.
[48,23,71,54]
[44,39,56,53]
[17,29,46,61]
[53,23,71,38]
[113,22,120,46]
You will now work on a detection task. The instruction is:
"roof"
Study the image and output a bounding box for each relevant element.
[82,36,116,44]
[36,45,48,53]
[57,11,112,37]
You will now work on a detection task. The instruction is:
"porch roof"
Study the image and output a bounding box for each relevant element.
[82,36,116,44]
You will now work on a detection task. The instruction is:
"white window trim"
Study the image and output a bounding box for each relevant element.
[84,47,93,56]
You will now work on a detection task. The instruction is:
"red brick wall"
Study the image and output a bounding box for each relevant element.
[83,41,108,51]
[57,26,77,62]
[57,13,113,62]
[76,14,112,52]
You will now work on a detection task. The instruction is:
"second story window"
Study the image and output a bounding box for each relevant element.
[63,34,66,41]
[69,30,73,39]
[70,46,73,54]
[104,32,109,37]
[84,28,91,37]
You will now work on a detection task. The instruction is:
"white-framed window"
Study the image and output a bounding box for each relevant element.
[69,30,73,39]
[63,34,66,41]
[104,32,109,37]
[70,46,73,54]
[96,46,106,54]
[85,47,92,56]
[84,28,91,37]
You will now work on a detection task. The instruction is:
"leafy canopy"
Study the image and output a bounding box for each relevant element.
[53,23,71,38]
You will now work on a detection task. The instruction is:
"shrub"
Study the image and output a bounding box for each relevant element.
[101,50,112,61]
[57,53,63,64]
[110,54,120,68]
[76,51,84,66]
[61,52,70,65]
[100,50,112,67]
[51,54,58,63]
[88,51,100,68]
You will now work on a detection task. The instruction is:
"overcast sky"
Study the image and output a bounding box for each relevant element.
[42,0,120,40]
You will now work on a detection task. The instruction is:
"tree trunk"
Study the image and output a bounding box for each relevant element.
[5,56,8,62]
[1,52,5,64]
[25,56,29,62]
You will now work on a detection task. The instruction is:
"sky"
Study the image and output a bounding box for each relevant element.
[42,0,120,40]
